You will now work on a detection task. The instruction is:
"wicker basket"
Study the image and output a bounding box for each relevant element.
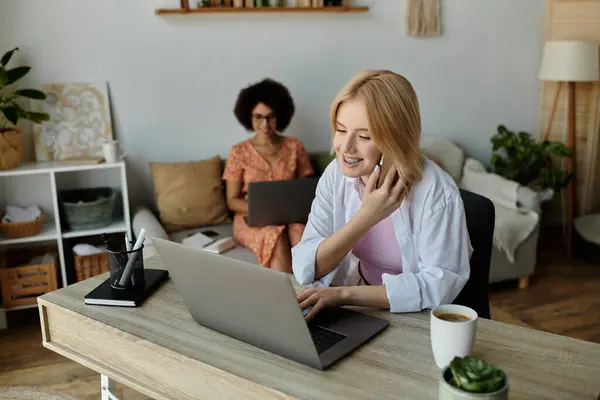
[0,249,57,310]
[0,129,22,171]
[74,251,109,282]
[0,209,43,239]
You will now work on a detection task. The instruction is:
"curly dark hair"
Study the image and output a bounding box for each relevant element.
[233,78,295,132]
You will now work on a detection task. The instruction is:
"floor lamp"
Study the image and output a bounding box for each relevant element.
[538,40,599,257]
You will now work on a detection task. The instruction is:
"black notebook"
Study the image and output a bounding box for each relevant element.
[84,269,169,307]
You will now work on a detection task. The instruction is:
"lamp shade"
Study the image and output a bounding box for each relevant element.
[539,40,599,82]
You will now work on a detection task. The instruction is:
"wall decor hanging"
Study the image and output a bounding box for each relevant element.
[405,0,441,37]
[32,82,114,161]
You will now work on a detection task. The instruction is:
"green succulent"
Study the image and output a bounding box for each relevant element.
[447,356,506,393]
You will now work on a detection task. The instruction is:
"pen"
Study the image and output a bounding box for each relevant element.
[118,228,146,287]
[125,233,132,252]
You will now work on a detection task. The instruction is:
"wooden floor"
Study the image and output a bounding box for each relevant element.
[1,227,599,399]
[488,227,600,344]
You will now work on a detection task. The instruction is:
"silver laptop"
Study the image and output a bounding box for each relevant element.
[152,237,389,370]
[246,178,319,227]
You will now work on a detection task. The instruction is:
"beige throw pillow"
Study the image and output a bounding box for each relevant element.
[150,156,229,232]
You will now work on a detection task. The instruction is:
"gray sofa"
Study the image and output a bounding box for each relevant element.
[133,137,538,287]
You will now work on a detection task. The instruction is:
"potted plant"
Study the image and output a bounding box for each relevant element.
[439,356,508,400]
[0,47,50,170]
[490,124,572,196]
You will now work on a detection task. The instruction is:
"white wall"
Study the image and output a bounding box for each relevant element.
[0,0,545,209]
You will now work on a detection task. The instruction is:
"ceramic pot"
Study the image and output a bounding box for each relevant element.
[439,366,508,400]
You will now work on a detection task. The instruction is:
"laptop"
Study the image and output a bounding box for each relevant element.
[152,237,389,370]
[246,178,319,227]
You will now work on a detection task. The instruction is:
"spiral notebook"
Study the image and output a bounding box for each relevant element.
[84,269,169,307]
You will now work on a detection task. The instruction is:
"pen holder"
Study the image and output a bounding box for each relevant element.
[107,242,145,290]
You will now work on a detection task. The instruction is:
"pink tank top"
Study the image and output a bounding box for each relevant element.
[351,182,403,285]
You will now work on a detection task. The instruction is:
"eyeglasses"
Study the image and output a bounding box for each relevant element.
[252,113,277,124]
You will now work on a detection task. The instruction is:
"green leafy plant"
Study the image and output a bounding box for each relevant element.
[447,356,506,394]
[0,47,50,132]
[491,124,573,191]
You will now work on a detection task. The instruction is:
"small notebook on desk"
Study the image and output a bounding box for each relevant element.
[84,269,169,307]
[182,232,236,255]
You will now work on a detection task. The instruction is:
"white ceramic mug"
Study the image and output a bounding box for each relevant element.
[102,140,126,163]
[430,304,478,369]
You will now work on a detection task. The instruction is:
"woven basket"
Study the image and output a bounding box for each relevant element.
[0,209,43,239]
[0,248,57,309]
[0,129,22,171]
[74,251,109,282]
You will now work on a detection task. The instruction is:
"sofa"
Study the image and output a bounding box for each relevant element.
[133,138,539,287]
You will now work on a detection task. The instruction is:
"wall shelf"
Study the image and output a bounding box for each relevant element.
[155,6,369,15]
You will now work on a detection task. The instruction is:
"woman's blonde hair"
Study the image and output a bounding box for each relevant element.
[330,69,423,197]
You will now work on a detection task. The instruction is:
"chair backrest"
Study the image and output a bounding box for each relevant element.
[452,189,495,319]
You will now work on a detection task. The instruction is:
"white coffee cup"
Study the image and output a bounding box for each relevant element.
[430,304,478,369]
[102,140,126,163]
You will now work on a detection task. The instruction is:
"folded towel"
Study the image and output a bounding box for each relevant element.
[459,158,539,263]
[2,205,41,223]
[27,253,55,265]
[73,243,106,256]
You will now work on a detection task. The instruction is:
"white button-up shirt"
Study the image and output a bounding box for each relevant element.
[291,157,472,313]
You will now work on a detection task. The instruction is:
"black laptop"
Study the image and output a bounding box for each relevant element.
[246,178,319,227]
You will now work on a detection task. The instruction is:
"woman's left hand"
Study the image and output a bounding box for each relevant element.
[296,287,348,321]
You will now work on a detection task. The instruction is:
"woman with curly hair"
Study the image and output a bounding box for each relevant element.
[222,78,314,272]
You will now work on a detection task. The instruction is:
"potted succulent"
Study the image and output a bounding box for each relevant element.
[0,47,50,170]
[490,124,572,196]
[439,356,508,400]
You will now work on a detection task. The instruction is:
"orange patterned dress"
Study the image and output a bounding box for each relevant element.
[222,136,315,267]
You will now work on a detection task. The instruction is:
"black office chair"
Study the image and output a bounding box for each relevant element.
[452,189,495,319]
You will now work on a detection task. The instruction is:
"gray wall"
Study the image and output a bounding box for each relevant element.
[0,0,545,210]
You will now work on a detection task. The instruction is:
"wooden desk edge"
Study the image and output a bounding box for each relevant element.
[37,300,294,400]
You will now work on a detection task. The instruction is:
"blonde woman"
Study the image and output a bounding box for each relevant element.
[292,70,472,321]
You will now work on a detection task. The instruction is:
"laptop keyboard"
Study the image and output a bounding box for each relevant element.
[309,325,346,354]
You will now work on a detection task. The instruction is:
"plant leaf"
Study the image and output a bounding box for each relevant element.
[5,66,31,85]
[518,131,530,141]
[1,106,19,125]
[1,47,19,67]
[10,101,28,118]
[14,89,46,100]
[27,111,50,123]
[0,66,7,87]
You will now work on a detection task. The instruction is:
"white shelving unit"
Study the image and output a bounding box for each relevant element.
[0,161,132,312]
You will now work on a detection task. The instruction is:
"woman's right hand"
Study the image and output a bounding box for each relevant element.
[356,165,404,227]
[312,164,402,280]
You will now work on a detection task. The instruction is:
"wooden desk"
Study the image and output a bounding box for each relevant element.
[38,257,600,400]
